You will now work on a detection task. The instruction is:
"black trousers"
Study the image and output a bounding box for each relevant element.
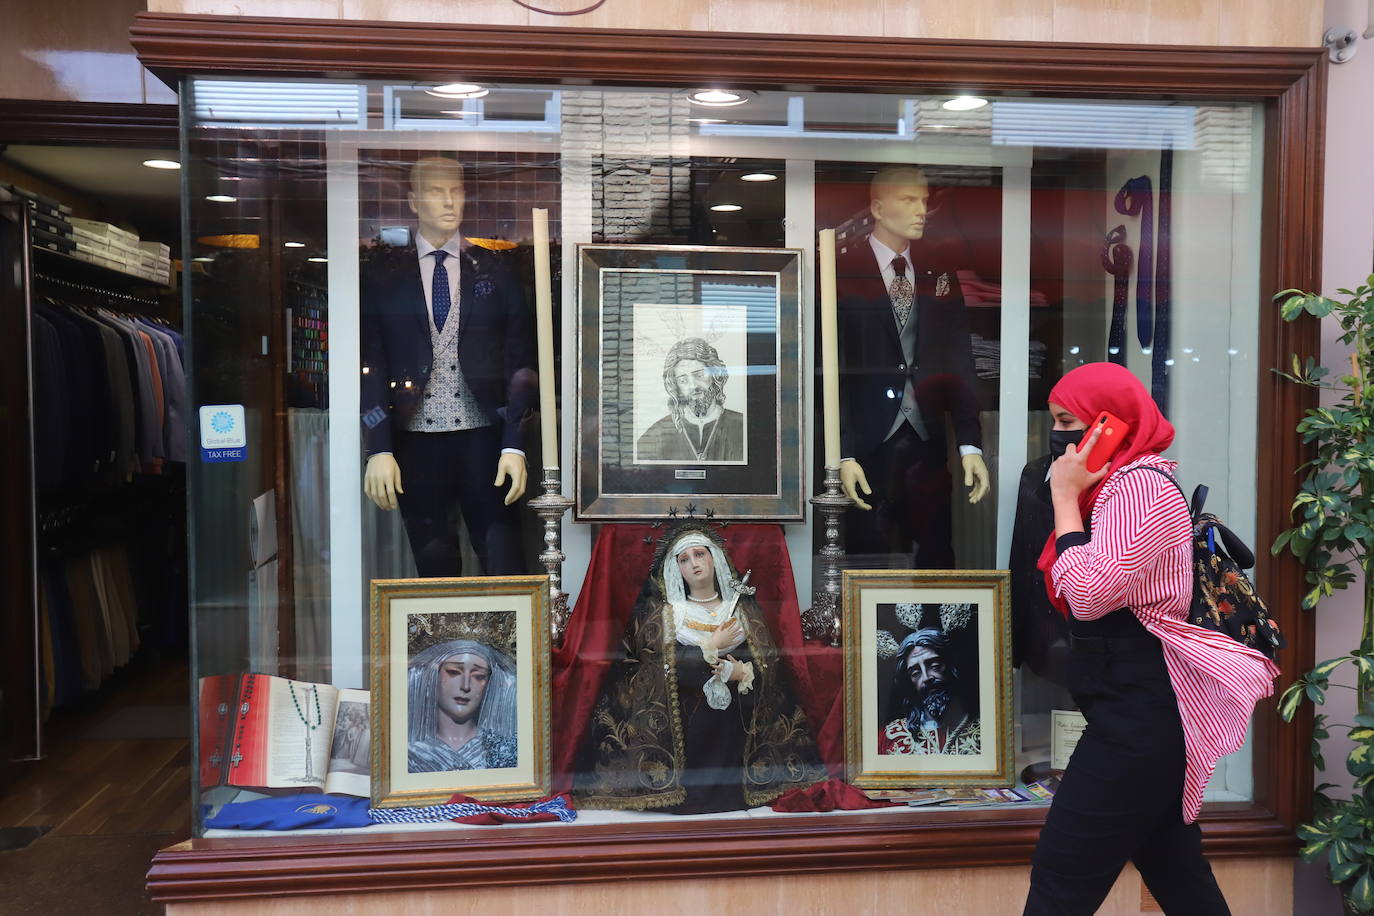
[1025,613,1230,915]
[392,426,522,577]
[845,424,955,568]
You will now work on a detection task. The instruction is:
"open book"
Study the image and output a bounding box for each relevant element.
[199,674,371,798]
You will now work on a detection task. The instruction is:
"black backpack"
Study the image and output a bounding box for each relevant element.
[1129,466,1286,661]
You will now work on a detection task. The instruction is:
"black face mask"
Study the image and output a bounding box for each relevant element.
[1048,428,1085,459]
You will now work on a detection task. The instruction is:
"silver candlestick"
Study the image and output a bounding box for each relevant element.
[805,465,852,646]
[528,467,574,647]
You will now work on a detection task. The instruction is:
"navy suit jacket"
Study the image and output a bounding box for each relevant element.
[359,240,537,456]
[835,240,982,460]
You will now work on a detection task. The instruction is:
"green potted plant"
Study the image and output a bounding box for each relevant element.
[1273,278,1374,914]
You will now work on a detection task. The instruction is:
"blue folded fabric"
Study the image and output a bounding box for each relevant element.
[204,793,373,830]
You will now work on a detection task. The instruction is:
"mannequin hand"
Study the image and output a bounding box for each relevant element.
[364,453,403,511]
[839,459,872,510]
[709,619,744,651]
[494,452,527,505]
[962,454,990,504]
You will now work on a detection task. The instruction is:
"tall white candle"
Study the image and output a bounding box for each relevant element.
[532,208,558,469]
[818,229,841,469]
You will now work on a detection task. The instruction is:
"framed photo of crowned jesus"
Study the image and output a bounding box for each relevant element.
[842,569,1014,789]
[575,244,804,520]
[369,575,550,808]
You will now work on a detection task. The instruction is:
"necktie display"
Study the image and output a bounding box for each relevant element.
[1114,176,1154,348]
[1153,145,1173,415]
[431,249,451,333]
[889,255,913,328]
[1101,225,1132,365]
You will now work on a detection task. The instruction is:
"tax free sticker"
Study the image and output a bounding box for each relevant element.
[199,404,248,463]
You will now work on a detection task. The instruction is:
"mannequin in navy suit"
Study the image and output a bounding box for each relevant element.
[360,157,536,576]
[836,165,988,568]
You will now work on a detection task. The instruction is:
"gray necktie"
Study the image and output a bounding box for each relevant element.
[889,256,913,328]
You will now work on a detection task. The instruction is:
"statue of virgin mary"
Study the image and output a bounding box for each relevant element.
[575,522,824,813]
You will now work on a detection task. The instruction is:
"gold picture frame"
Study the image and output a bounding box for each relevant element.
[842,569,1014,789]
[370,575,551,808]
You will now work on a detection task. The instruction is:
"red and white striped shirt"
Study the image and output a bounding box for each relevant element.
[1051,454,1279,824]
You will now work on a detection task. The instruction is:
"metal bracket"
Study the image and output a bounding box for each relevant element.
[1325,26,1359,63]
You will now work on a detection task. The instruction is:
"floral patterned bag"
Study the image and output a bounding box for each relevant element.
[1130,466,1286,661]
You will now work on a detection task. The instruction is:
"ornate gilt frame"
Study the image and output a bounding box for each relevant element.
[369,575,551,807]
[843,569,1015,789]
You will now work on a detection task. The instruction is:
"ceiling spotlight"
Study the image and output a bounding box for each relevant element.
[710,204,743,212]
[687,89,749,107]
[206,195,237,203]
[283,241,306,248]
[192,256,214,262]
[307,257,328,263]
[941,95,988,111]
[425,82,489,100]
[740,173,777,182]
[143,159,181,170]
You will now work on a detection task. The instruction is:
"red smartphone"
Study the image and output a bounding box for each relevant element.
[1078,411,1130,473]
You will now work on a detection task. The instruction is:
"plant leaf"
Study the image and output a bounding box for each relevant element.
[1352,869,1374,912]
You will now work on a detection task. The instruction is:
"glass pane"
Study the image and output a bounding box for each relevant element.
[182,78,1264,837]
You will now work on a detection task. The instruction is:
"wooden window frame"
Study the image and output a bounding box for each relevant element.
[130,12,1325,904]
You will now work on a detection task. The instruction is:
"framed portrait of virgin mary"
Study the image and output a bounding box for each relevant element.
[369,575,550,808]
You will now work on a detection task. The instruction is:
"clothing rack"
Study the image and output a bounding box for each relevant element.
[34,270,163,312]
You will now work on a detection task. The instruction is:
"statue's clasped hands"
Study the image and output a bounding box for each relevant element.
[708,619,744,651]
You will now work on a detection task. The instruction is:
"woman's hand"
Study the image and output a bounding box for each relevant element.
[1049,422,1111,501]
[712,654,747,682]
[707,619,743,651]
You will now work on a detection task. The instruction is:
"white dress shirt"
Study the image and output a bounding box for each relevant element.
[414,232,464,331]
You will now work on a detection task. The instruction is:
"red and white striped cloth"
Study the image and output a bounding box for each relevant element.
[1051,454,1280,824]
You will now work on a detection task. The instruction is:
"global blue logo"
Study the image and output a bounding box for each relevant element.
[210,411,235,434]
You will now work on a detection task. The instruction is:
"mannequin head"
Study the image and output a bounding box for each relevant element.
[408,156,466,248]
[869,165,930,253]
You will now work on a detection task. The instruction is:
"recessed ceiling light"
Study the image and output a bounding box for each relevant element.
[143,159,181,170]
[192,256,214,262]
[283,241,306,248]
[941,96,988,111]
[740,173,777,182]
[687,89,749,107]
[710,204,743,212]
[206,195,237,203]
[307,257,328,263]
[425,83,489,99]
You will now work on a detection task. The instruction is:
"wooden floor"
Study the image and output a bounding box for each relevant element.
[0,655,191,914]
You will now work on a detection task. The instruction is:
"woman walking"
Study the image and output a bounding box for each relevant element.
[1024,362,1278,914]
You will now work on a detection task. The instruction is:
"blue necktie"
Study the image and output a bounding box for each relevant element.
[431,250,451,333]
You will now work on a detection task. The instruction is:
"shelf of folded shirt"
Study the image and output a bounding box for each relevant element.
[34,243,172,289]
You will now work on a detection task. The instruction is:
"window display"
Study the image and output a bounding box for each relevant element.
[181,76,1269,840]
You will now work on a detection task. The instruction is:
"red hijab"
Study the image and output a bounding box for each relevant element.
[1036,362,1175,616]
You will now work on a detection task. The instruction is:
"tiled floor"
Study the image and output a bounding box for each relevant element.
[0,657,191,914]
